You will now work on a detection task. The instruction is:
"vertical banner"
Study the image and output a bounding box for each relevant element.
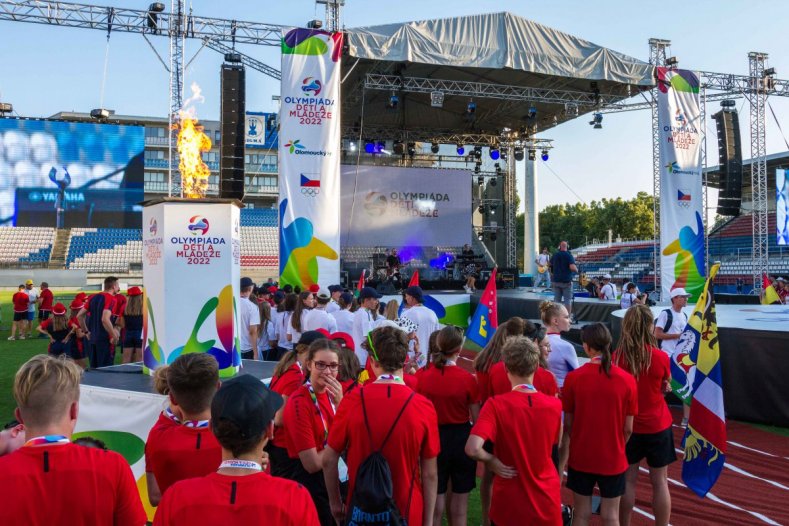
[278,28,343,289]
[657,67,706,301]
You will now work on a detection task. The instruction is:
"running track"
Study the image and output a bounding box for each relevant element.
[560,408,789,525]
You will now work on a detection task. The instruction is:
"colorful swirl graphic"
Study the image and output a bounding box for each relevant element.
[662,211,706,299]
[279,198,338,288]
[282,28,342,62]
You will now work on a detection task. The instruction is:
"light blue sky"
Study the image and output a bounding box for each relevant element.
[0,0,787,211]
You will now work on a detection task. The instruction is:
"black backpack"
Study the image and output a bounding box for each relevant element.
[655,308,673,349]
[345,388,416,526]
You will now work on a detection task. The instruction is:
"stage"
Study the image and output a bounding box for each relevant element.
[610,305,789,428]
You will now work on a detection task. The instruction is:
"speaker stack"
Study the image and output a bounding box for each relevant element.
[712,101,743,216]
[220,61,246,200]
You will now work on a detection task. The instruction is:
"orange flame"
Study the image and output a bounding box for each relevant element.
[177,117,212,199]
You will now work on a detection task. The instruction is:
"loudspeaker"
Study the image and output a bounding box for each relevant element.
[220,63,246,200]
[712,108,743,216]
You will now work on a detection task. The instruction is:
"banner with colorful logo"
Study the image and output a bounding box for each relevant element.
[657,67,706,301]
[278,28,343,289]
[142,200,241,377]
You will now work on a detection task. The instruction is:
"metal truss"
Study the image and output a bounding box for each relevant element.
[167,0,185,197]
[342,125,555,150]
[649,38,669,299]
[504,149,517,267]
[202,38,281,81]
[700,87,709,275]
[749,52,770,290]
[601,91,742,114]
[317,0,343,32]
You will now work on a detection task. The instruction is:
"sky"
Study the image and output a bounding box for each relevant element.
[0,0,787,213]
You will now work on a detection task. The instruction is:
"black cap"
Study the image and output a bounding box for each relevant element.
[340,292,353,305]
[328,285,343,293]
[211,374,283,439]
[404,286,424,303]
[359,286,382,300]
[240,277,255,289]
[298,330,327,346]
[273,290,285,301]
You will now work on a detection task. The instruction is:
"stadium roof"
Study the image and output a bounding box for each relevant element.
[342,12,654,142]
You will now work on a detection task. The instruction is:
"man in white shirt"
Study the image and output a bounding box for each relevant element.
[534,247,551,289]
[24,280,39,339]
[654,287,691,424]
[331,292,354,335]
[326,285,342,314]
[238,277,261,360]
[598,274,617,301]
[351,287,382,366]
[400,286,440,353]
[303,291,338,333]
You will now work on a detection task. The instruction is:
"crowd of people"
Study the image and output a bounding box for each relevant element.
[0,266,688,526]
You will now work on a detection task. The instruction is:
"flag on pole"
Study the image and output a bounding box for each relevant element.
[408,270,420,288]
[355,270,366,298]
[465,268,498,349]
[678,262,726,498]
[761,273,781,305]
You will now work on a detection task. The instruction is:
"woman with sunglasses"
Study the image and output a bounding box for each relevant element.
[283,339,345,526]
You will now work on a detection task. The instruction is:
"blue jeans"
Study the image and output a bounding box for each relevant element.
[553,282,573,310]
[535,271,551,288]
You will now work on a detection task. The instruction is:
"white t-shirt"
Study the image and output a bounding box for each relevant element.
[401,304,440,352]
[238,296,261,352]
[26,289,39,312]
[600,282,617,300]
[537,253,550,267]
[257,319,276,354]
[275,311,294,351]
[620,292,638,309]
[655,307,688,355]
[352,308,378,366]
[546,333,579,388]
[331,309,354,335]
[303,307,338,333]
[326,300,341,314]
[286,310,310,344]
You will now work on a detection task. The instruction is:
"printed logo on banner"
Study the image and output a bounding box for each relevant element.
[284,139,331,157]
[364,192,388,216]
[302,77,322,96]
[665,161,697,176]
[300,173,321,197]
[677,189,692,207]
[282,28,343,62]
[285,139,306,153]
[247,116,262,137]
[149,218,158,236]
[188,215,210,236]
[675,109,686,125]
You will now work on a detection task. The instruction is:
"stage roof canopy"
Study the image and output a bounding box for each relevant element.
[342,12,655,143]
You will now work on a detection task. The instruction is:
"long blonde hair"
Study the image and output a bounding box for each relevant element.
[125,295,143,316]
[614,304,656,378]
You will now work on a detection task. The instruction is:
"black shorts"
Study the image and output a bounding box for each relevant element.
[240,349,254,360]
[567,467,626,498]
[70,341,86,360]
[13,312,27,322]
[437,423,476,494]
[626,427,677,468]
[39,310,51,320]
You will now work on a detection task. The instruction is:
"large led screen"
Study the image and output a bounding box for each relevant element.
[0,117,144,228]
[778,168,789,246]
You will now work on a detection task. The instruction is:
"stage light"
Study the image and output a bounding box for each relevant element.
[477,232,484,241]
[541,150,549,161]
[387,93,399,110]
[514,147,524,161]
[763,67,776,77]
[527,106,537,119]
[0,102,12,115]
[589,113,603,129]
[474,163,481,174]
[307,19,323,29]
[430,90,444,108]
[431,142,440,154]
[393,141,405,155]
[490,232,497,241]
[490,205,497,215]
[90,108,111,120]
[364,141,375,154]
[477,176,484,186]
[473,146,483,160]
[456,144,465,156]
[147,2,165,30]
[407,142,416,157]
[490,178,497,187]
[489,147,500,160]
[349,141,357,152]
[477,205,485,214]
[376,141,386,153]
[467,100,476,115]
[665,56,679,67]
[528,149,536,161]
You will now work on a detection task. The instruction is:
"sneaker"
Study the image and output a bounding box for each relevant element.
[7,336,15,341]
[681,418,689,427]
[19,335,26,340]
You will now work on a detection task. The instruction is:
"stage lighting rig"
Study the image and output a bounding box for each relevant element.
[306,19,323,29]
[541,150,549,161]
[364,140,375,154]
[456,144,465,156]
[665,56,679,67]
[490,178,497,187]
[589,113,603,129]
[430,91,444,108]
[514,147,525,161]
[146,2,165,31]
[407,142,416,157]
[489,147,500,161]
[431,142,440,154]
[387,92,399,110]
[477,205,485,214]
[465,100,476,122]
[474,163,481,174]
[763,67,776,77]
[477,232,484,241]
[527,149,536,161]
[527,106,537,120]
[477,176,485,186]
[490,205,497,215]
[473,145,483,160]
[90,108,112,120]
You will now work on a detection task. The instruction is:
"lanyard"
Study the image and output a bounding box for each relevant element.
[218,459,262,471]
[165,407,210,428]
[305,381,336,445]
[590,356,602,364]
[24,435,69,447]
[376,374,405,384]
[512,384,536,392]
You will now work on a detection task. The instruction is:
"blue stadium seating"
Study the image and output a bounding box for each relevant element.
[66,228,142,266]
[240,208,277,227]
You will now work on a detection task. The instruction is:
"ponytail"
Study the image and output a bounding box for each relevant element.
[581,323,613,377]
[433,326,463,370]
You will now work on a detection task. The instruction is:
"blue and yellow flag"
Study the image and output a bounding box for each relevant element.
[465,268,498,349]
[678,263,726,498]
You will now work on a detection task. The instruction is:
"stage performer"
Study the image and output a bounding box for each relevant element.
[614,305,675,526]
[401,286,439,354]
[386,248,402,272]
[77,276,119,368]
[323,325,440,526]
[416,326,480,526]
[561,324,637,526]
[288,291,316,344]
[120,286,144,364]
[549,241,578,312]
[153,374,319,526]
[36,303,70,357]
[9,284,29,341]
[350,287,382,364]
[146,354,222,507]
[535,247,552,289]
[653,287,690,425]
[466,336,563,526]
[0,355,146,524]
[283,339,345,525]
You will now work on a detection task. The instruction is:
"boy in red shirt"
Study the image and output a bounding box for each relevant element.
[466,336,563,526]
[323,325,440,526]
[38,281,54,322]
[9,284,29,340]
[145,353,222,506]
[562,323,638,526]
[0,354,146,525]
[153,374,319,525]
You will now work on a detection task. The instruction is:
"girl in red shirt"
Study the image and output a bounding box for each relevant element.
[67,299,88,368]
[416,326,480,526]
[283,339,345,526]
[562,323,637,526]
[36,303,70,357]
[614,305,675,526]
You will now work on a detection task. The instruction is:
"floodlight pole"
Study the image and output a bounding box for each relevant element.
[749,52,770,291]
[649,38,669,300]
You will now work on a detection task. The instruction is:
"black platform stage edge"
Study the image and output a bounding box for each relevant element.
[81,360,278,395]
[473,290,621,324]
[610,316,789,428]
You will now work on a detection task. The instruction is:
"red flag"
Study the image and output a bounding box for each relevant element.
[357,270,366,293]
[408,270,420,288]
[466,267,498,348]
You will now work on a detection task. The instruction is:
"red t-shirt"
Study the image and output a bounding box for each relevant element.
[0,442,145,525]
[416,365,479,425]
[145,413,222,496]
[362,358,419,390]
[489,362,559,398]
[283,384,336,459]
[153,471,320,525]
[12,291,29,313]
[472,390,563,526]
[562,362,638,475]
[112,293,127,317]
[39,289,54,311]
[328,382,440,526]
[613,347,673,434]
[269,364,305,448]
[475,369,493,403]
